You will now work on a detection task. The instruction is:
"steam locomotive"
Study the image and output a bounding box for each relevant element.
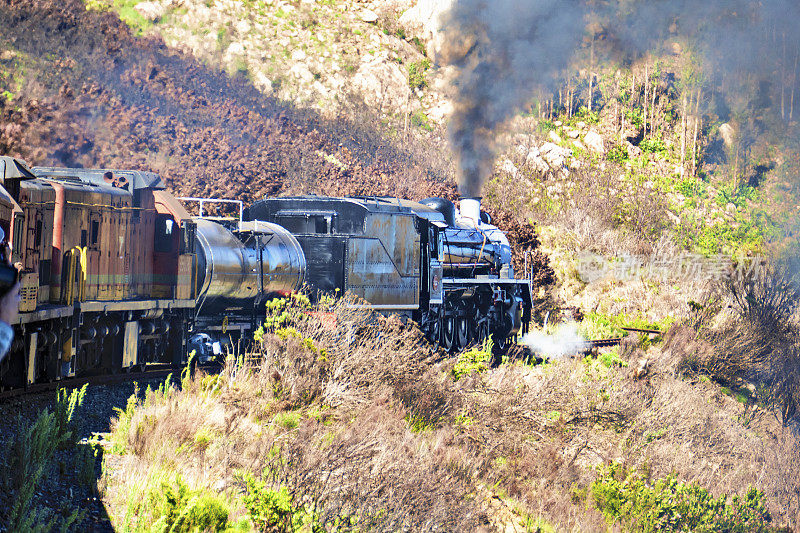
[0,156,533,388]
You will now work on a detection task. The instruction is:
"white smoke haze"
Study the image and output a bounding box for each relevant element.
[520,323,590,360]
[439,0,800,196]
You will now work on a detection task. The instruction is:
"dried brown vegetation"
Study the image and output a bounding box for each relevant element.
[101,295,800,531]
[668,260,800,426]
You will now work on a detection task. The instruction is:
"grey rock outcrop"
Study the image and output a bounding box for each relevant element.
[134,1,166,22]
[584,130,605,155]
[352,58,412,113]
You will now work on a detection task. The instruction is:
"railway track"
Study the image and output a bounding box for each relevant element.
[0,364,214,401]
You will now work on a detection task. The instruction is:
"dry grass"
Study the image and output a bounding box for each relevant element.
[99,295,800,531]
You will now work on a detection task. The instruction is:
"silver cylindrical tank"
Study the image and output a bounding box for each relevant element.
[194,219,306,311]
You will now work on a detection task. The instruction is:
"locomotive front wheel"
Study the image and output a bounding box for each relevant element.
[442,316,456,352]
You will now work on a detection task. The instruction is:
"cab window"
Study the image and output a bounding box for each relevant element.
[154,214,176,253]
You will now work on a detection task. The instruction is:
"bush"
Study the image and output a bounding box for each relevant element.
[591,463,777,532]
[607,145,629,163]
[407,59,431,90]
[639,138,667,155]
[1,385,88,530]
[410,109,433,132]
[675,259,800,425]
[146,475,230,533]
[241,472,311,532]
[452,338,493,380]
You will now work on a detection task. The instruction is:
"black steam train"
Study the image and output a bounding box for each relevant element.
[0,158,532,388]
[191,194,533,357]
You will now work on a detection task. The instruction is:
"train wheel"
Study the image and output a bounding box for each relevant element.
[456,316,472,350]
[442,316,456,352]
[477,320,490,344]
[428,317,441,349]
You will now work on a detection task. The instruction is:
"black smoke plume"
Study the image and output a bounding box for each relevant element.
[439,0,800,197]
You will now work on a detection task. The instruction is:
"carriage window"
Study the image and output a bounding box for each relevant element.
[90,220,99,247]
[34,219,43,248]
[275,212,335,234]
[154,214,176,253]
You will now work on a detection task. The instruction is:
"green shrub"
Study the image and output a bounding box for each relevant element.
[109,0,156,35]
[598,348,627,369]
[639,138,668,154]
[1,386,88,531]
[407,59,431,90]
[410,109,433,132]
[590,463,777,532]
[607,145,629,163]
[110,390,139,454]
[715,182,759,209]
[146,475,229,533]
[537,119,557,132]
[624,108,644,128]
[676,176,704,197]
[241,471,321,532]
[452,338,493,380]
[243,474,293,530]
[573,106,600,124]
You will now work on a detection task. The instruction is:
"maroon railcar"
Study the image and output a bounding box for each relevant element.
[0,159,196,387]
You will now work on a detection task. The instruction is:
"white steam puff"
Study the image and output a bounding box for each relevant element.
[439,0,800,197]
[520,324,589,360]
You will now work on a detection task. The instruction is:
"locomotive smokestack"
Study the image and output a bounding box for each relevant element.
[460,197,481,225]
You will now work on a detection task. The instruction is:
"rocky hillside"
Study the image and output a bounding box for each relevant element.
[94,0,454,122]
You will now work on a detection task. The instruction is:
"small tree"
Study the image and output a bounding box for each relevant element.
[712,260,800,426]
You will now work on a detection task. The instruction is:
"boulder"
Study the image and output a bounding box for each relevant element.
[253,71,272,94]
[236,20,251,34]
[352,58,412,113]
[719,123,735,148]
[226,42,245,57]
[427,99,453,122]
[361,9,379,23]
[398,0,454,58]
[134,1,166,22]
[289,63,315,84]
[584,129,605,155]
[524,148,550,174]
[548,130,562,144]
[499,158,519,178]
[540,142,570,170]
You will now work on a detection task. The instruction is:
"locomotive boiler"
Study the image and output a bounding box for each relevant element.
[0,157,534,388]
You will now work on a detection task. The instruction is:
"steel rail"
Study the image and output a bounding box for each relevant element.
[0,364,217,401]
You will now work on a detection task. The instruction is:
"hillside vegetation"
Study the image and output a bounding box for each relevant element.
[94,295,800,531]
